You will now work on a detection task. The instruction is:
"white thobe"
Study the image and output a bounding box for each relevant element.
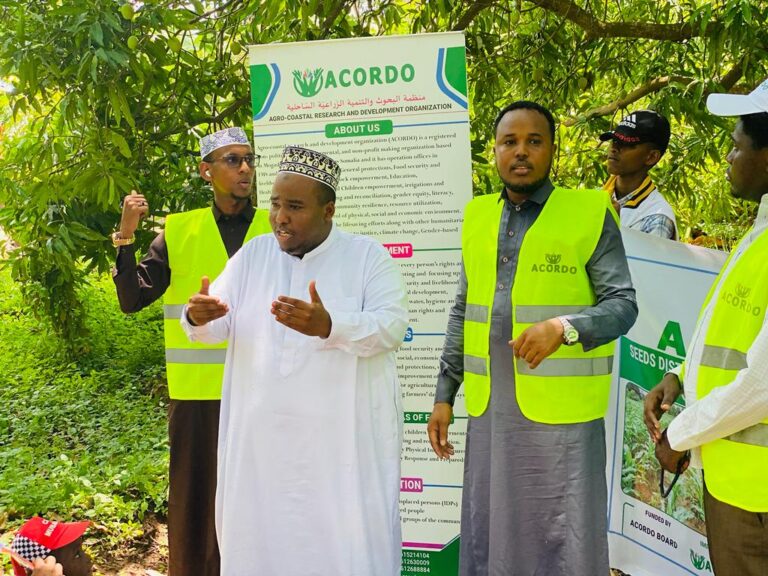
[182,224,408,576]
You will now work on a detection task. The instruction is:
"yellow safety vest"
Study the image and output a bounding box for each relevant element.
[692,228,768,511]
[462,188,617,423]
[163,207,271,400]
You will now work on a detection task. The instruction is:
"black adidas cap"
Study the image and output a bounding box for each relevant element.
[599,110,671,154]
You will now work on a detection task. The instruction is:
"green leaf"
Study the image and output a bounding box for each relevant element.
[741,1,752,25]
[90,54,99,82]
[116,90,135,130]
[107,87,123,125]
[110,131,132,159]
[106,49,130,67]
[67,222,105,242]
[89,21,104,46]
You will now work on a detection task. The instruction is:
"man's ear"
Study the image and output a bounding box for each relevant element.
[199,162,212,182]
[324,201,335,221]
[646,149,662,168]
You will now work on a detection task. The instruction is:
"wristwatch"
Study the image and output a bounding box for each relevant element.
[558,317,579,345]
[111,231,135,247]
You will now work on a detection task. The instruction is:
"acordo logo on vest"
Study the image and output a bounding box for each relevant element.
[721,283,762,317]
[531,253,577,275]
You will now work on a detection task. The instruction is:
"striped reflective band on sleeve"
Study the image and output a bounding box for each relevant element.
[465,303,489,323]
[700,345,748,371]
[725,423,768,448]
[165,348,227,364]
[517,356,613,377]
[514,305,588,323]
[464,354,488,376]
[163,304,186,320]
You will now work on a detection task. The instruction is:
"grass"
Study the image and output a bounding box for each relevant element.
[0,269,169,572]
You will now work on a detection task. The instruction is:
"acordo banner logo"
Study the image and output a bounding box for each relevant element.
[291,64,416,97]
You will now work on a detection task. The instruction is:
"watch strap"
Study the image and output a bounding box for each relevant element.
[111,231,135,247]
[557,316,579,345]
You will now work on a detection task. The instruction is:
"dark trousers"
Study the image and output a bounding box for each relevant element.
[704,478,768,576]
[168,399,221,576]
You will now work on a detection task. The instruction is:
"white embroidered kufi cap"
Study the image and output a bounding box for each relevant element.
[278,145,341,192]
[199,127,250,158]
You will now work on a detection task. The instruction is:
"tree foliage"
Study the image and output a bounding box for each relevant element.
[1,0,766,339]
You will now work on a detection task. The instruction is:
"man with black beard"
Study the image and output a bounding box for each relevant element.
[428,101,637,576]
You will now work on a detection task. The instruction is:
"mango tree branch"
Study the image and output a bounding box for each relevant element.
[562,60,746,126]
[529,0,721,40]
[453,0,496,31]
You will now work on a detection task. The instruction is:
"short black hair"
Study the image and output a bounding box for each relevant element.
[315,180,335,204]
[740,112,768,149]
[494,100,557,141]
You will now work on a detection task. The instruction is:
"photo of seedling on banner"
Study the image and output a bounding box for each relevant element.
[621,382,706,534]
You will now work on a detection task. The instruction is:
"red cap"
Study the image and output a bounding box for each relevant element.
[11,517,89,576]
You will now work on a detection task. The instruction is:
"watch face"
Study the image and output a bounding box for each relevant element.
[565,326,578,343]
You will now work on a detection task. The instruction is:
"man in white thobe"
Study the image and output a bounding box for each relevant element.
[181,146,408,576]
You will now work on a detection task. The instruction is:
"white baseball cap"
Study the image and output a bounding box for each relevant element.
[706,77,768,116]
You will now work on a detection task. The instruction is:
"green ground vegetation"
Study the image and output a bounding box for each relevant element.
[0,268,167,568]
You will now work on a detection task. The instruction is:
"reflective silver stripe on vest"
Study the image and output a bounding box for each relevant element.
[465,304,489,323]
[700,345,748,371]
[517,356,613,377]
[464,354,488,376]
[165,348,226,364]
[725,423,768,448]
[163,304,186,320]
[515,305,587,323]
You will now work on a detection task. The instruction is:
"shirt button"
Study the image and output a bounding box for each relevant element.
[497,283,504,290]
[501,256,509,263]
[515,205,522,212]
[508,230,515,237]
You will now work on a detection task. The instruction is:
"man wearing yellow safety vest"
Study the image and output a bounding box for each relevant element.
[427,101,638,576]
[112,127,271,576]
[644,79,768,576]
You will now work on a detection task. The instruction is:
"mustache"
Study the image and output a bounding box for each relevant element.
[511,162,533,169]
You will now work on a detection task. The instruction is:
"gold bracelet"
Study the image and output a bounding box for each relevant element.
[111,231,135,247]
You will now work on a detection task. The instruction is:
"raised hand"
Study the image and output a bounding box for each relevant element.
[119,190,149,238]
[187,276,229,326]
[271,280,332,338]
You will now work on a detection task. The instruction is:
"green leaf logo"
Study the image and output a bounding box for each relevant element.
[293,68,324,97]
[546,253,561,264]
[690,549,706,570]
[735,283,751,298]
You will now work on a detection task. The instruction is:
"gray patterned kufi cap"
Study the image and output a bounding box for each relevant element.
[199,127,250,159]
[278,146,341,192]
